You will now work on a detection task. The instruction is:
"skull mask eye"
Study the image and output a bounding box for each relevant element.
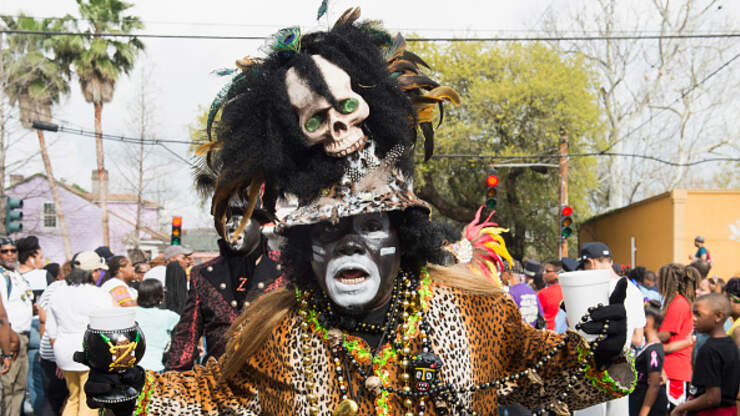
[305,113,324,132]
[285,55,370,157]
[339,98,359,114]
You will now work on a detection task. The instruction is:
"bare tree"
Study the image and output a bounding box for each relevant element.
[111,64,174,248]
[543,0,738,209]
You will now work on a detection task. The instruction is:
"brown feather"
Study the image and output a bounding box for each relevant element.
[229,177,264,243]
[384,34,407,63]
[387,60,420,75]
[397,75,439,91]
[401,50,430,69]
[211,172,254,238]
[194,140,222,157]
[334,7,361,27]
[420,122,435,161]
[423,86,461,105]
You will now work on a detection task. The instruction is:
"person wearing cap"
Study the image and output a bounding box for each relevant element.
[163,205,282,371]
[523,259,545,291]
[689,236,711,265]
[0,236,34,416]
[575,242,646,416]
[81,14,636,416]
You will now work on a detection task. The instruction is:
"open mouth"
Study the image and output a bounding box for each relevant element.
[416,382,429,392]
[335,268,370,285]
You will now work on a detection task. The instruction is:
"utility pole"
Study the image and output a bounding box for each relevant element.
[0,32,6,235]
[558,127,569,258]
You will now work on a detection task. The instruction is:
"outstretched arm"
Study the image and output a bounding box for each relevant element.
[497,279,636,412]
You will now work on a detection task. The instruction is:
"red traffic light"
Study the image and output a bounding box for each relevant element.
[172,216,182,227]
[486,175,499,187]
[561,206,573,217]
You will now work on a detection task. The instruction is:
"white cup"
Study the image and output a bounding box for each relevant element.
[89,308,136,331]
[559,269,612,340]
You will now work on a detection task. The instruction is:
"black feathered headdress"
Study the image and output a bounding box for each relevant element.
[194,8,459,241]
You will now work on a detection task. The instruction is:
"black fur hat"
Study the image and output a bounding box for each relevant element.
[194,8,459,241]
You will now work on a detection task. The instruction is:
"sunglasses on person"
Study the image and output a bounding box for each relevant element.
[0,248,17,254]
[728,293,740,304]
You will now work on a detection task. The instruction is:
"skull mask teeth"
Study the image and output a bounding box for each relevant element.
[285,55,370,158]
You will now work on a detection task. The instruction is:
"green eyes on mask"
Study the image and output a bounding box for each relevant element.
[304,98,360,132]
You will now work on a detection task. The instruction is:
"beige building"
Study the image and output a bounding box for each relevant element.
[579,189,740,279]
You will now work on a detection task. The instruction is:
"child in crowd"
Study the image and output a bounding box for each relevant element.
[630,300,668,416]
[671,293,740,416]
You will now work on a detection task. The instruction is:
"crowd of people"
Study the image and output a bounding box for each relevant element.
[0,228,734,416]
[499,237,740,416]
[0,236,196,416]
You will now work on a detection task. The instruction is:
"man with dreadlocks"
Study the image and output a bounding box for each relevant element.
[78,9,636,416]
[657,263,700,412]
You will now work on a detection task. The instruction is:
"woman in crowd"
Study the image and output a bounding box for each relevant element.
[133,279,180,372]
[656,263,699,411]
[100,256,137,306]
[46,268,113,416]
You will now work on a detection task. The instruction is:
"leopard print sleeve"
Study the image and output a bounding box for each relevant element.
[495,295,636,413]
[134,358,261,415]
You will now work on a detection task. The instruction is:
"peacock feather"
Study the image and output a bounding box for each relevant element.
[262,26,302,59]
[317,0,328,21]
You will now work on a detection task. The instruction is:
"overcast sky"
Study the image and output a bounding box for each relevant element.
[1,0,737,228]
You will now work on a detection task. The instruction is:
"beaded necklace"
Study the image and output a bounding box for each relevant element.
[296,268,597,416]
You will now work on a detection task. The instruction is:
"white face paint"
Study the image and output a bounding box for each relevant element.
[310,213,401,313]
[324,254,381,310]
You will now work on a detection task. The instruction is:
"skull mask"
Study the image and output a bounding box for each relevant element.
[285,55,370,157]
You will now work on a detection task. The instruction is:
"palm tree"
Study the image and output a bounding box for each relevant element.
[75,0,144,245]
[1,15,78,259]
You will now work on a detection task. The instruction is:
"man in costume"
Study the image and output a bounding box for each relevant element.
[163,205,283,370]
[81,9,636,416]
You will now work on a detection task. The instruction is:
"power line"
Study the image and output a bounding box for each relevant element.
[1,28,739,42]
[613,49,740,147]
[30,121,196,167]
[0,13,733,35]
[27,121,736,168]
[417,152,739,167]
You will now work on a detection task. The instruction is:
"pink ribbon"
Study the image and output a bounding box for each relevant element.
[650,350,659,368]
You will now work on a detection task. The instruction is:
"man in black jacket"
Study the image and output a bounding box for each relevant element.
[163,207,283,371]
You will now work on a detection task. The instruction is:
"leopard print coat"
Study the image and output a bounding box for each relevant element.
[135,284,635,415]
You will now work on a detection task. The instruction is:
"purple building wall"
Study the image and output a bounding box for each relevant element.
[5,174,165,263]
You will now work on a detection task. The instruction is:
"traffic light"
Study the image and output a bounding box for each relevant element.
[485,168,499,209]
[560,205,573,238]
[5,197,22,234]
[171,216,182,245]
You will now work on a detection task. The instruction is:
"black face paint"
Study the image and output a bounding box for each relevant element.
[225,215,262,255]
[309,213,401,314]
